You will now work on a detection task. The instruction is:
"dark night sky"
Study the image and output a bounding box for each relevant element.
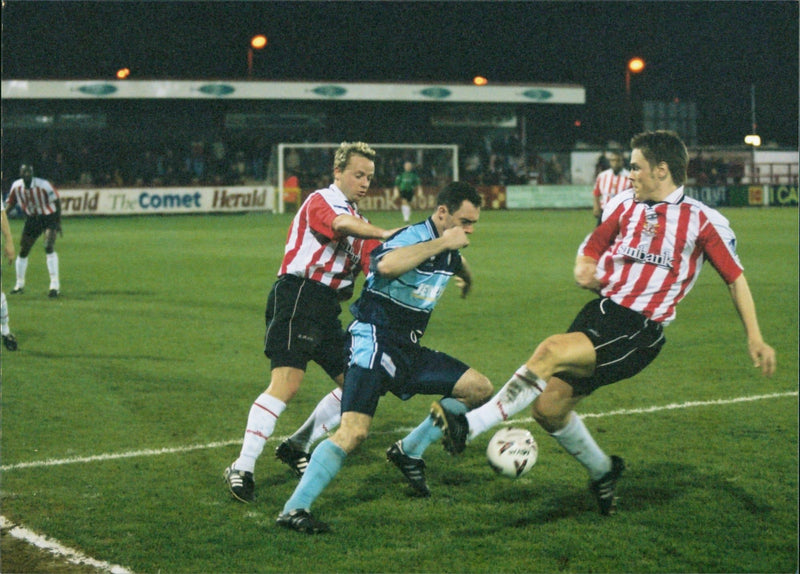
[2,1,798,147]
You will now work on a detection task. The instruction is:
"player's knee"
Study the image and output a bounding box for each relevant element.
[456,371,493,408]
[531,394,570,433]
[527,337,560,376]
[332,424,368,453]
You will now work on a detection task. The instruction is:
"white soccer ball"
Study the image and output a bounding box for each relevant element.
[486,427,538,478]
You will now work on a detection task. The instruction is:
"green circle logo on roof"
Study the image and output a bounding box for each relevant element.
[198,84,236,96]
[522,89,553,101]
[311,85,347,97]
[420,87,452,99]
[76,84,118,96]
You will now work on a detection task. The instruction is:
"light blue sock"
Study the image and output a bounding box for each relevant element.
[401,398,468,458]
[401,415,442,458]
[282,439,346,513]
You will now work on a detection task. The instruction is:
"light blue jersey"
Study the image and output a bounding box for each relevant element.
[349,217,462,338]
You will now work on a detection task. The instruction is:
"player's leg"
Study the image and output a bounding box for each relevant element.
[276,315,349,476]
[1,291,18,351]
[390,355,492,494]
[12,221,38,293]
[277,384,343,477]
[44,225,59,297]
[434,331,596,454]
[224,365,304,502]
[278,364,382,533]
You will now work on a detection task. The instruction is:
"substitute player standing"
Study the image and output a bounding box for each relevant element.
[592,150,630,225]
[5,164,62,298]
[433,130,775,516]
[224,142,399,503]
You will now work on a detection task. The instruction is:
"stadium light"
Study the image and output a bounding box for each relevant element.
[247,34,268,78]
[473,76,488,86]
[625,56,645,138]
[744,134,761,147]
[116,68,131,79]
[625,57,645,96]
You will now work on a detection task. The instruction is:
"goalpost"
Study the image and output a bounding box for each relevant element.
[270,143,459,214]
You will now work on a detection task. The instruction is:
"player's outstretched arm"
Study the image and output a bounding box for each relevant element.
[727,274,776,376]
[332,213,398,240]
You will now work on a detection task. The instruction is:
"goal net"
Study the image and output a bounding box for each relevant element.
[268,143,459,213]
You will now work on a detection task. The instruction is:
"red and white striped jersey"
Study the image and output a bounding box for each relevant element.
[593,168,631,211]
[279,185,380,292]
[579,188,743,326]
[6,177,60,216]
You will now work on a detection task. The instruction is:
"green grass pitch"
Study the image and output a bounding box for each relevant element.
[1,207,797,573]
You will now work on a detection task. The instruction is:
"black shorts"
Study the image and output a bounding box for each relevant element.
[399,188,415,202]
[263,274,347,380]
[22,213,59,241]
[558,297,666,396]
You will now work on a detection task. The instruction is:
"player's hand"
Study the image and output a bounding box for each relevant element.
[748,340,776,376]
[441,226,469,250]
[3,246,15,265]
[454,276,471,298]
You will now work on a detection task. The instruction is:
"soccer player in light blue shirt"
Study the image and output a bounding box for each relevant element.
[277,182,494,533]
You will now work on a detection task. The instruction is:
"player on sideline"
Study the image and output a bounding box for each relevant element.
[1,195,19,350]
[592,150,630,226]
[276,181,494,534]
[224,142,398,503]
[431,130,776,516]
[5,164,62,298]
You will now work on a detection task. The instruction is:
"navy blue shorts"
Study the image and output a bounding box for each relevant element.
[263,275,347,380]
[557,297,666,396]
[341,321,470,416]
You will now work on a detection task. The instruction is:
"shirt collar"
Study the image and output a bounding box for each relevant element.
[639,186,685,207]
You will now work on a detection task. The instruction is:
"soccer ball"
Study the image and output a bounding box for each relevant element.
[486,427,538,478]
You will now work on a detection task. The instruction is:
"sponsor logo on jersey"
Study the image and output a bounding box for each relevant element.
[619,244,674,270]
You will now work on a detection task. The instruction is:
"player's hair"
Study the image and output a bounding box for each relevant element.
[630,130,688,186]
[333,142,377,172]
[435,181,483,213]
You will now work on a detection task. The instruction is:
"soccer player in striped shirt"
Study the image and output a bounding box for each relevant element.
[224,142,399,503]
[433,130,776,516]
[592,150,631,225]
[5,165,62,298]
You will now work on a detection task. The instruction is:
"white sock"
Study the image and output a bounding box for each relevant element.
[401,204,411,222]
[233,392,286,473]
[0,292,9,335]
[551,411,612,481]
[288,388,342,451]
[466,365,546,441]
[15,256,28,288]
[46,252,60,290]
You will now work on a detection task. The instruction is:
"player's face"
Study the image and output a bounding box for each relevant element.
[609,154,624,173]
[20,165,33,187]
[445,200,480,234]
[628,149,658,201]
[335,155,375,203]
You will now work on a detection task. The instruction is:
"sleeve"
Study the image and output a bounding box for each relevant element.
[578,209,621,259]
[304,194,339,241]
[592,174,602,198]
[368,226,423,274]
[698,210,743,284]
[5,186,17,211]
[359,238,382,276]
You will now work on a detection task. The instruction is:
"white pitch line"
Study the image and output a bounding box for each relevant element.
[1,391,796,473]
[0,515,134,574]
